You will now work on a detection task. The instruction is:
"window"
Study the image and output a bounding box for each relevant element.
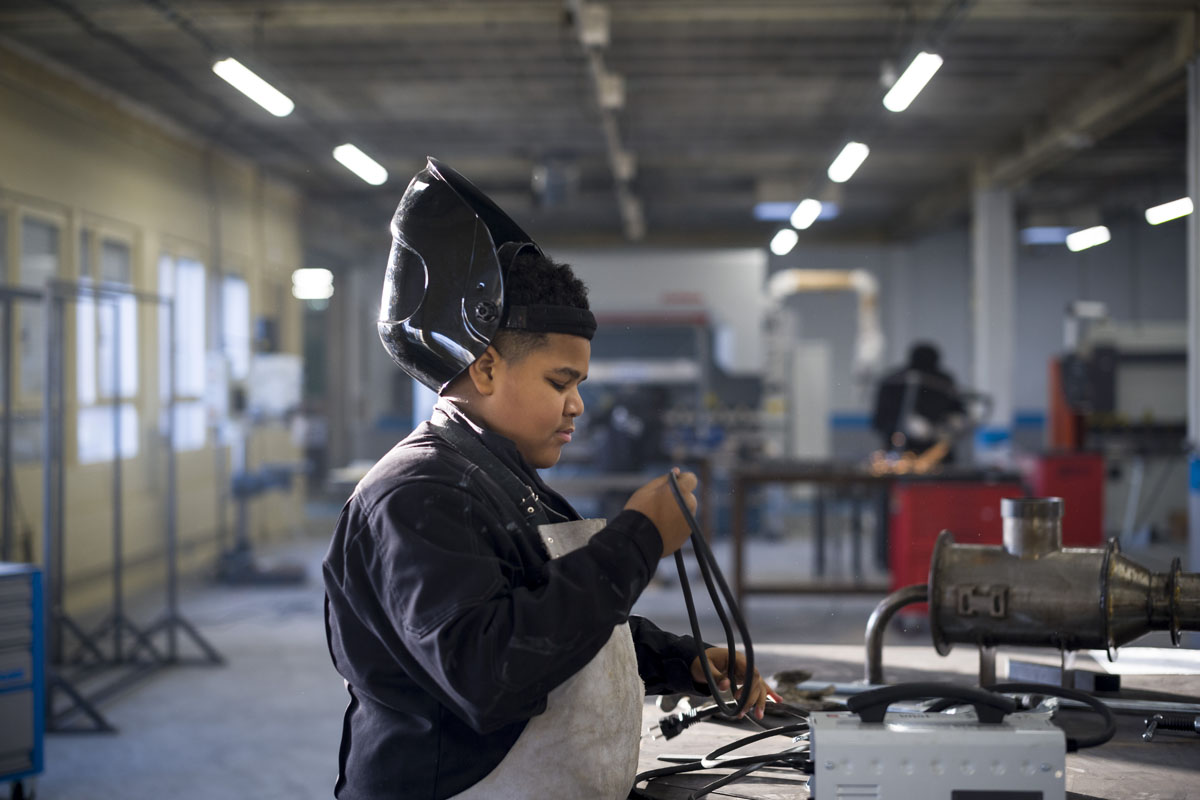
[158,254,207,450]
[97,240,137,398]
[18,216,59,395]
[222,275,250,381]
[76,234,139,463]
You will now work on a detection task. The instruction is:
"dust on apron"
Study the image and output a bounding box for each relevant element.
[449,518,644,800]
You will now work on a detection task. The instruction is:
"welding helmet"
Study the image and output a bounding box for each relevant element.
[378,157,541,391]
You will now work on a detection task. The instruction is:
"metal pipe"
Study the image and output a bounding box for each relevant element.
[41,282,56,676]
[166,296,178,660]
[929,499,1200,657]
[865,583,928,684]
[110,297,124,662]
[54,296,65,655]
[1002,497,1061,558]
[2,296,13,561]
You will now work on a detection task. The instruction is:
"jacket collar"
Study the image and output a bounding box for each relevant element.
[432,397,578,522]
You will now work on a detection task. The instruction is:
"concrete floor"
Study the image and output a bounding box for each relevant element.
[22,513,1189,799]
[23,516,901,800]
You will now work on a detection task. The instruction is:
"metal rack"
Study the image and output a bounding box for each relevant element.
[2,280,222,733]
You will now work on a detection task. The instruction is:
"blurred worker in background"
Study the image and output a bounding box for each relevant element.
[870,341,967,471]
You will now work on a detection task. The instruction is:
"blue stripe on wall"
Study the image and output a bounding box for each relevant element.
[828,410,1046,431]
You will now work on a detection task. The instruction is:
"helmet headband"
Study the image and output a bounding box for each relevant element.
[503,304,597,340]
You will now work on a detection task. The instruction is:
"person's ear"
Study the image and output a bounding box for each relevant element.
[467,346,502,396]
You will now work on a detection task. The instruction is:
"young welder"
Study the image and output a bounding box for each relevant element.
[322,158,777,800]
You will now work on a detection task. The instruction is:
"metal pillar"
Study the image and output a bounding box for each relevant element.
[1188,59,1200,588]
[110,298,123,662]
[970,182,1016,460]
[1,293,16,561]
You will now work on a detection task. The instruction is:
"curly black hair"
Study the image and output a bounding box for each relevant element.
[492,248,590,362]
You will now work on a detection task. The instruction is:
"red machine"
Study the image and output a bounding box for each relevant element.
[889,481,1026,613]
[1024,452,1105,547]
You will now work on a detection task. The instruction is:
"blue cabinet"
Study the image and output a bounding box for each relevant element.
[0,564,43,798]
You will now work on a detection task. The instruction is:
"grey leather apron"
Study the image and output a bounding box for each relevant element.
[449,518,644,799]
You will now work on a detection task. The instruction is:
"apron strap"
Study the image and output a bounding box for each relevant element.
[430,411,551,528]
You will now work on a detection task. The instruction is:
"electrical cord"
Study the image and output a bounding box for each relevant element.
[925,681,1117,752]
[633,720,812,799]
[648,699,811,741]
[666,470,760,724]
[630,473,812,799]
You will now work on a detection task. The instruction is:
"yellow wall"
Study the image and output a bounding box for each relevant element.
[0,43,305,616]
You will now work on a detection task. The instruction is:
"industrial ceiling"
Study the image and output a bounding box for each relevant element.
[0,1,1194,245]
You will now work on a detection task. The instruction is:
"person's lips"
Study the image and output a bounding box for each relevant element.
[555,428,574,443]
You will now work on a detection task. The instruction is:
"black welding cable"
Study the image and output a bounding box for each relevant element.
[700,720,810,767]
[989,681,1116,752]
[667,471,757,722]
[635,746,809,783]
[925,681,1116,751]
[687,762,775,800]
[632,731,812,800]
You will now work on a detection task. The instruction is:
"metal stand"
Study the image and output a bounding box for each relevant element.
[978,645,997,687]
[27,280,223,733]
[0,287,40,562]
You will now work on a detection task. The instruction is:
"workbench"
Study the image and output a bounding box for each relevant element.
[729,461,1026,602]
[634,644,1200,799]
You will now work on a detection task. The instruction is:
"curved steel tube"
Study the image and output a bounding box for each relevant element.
[865,584,928,684]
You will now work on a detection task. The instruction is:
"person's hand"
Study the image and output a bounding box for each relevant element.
[690,647,782,721]
[624,468,697,558]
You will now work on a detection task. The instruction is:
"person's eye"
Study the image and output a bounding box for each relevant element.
[547,379,566,391]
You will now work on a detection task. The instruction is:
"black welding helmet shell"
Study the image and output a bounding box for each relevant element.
[378,157,540,391]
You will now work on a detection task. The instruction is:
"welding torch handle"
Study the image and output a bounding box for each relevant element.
[1142,712,1200,741]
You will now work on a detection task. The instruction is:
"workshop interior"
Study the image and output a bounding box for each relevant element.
[2,1,1200,799]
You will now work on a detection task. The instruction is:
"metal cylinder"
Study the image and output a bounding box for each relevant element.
[929,498,1200,657]
[1001,497,1062,558]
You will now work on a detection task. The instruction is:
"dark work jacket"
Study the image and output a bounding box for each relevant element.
[870,365,965,455]
[323,400,702,799]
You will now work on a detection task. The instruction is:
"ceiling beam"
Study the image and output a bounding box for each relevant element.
[984,17,1195,189]
[890,14,1194,236]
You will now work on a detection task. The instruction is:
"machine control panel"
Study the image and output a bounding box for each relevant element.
[808,709,1065,800]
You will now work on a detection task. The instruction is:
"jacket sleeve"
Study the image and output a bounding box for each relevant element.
[628,615,706,696]
[355,479,662,734]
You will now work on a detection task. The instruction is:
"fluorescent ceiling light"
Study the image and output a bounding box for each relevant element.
[333,144,388,186]
[212,58,294,117]
[828,142,870,183]
[789,198,823,230]
[883,52,944,113]
[1065,225,1111,252]
[292,268,334,300]
[770,228,799,256]
[1145,197,1193,225]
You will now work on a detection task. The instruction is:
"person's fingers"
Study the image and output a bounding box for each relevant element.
[737,681,765,719]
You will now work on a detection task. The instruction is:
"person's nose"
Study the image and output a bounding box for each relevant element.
[565,387,584,418]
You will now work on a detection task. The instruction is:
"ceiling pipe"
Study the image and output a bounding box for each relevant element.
[565,1,644,240]
[766,268,885,381]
